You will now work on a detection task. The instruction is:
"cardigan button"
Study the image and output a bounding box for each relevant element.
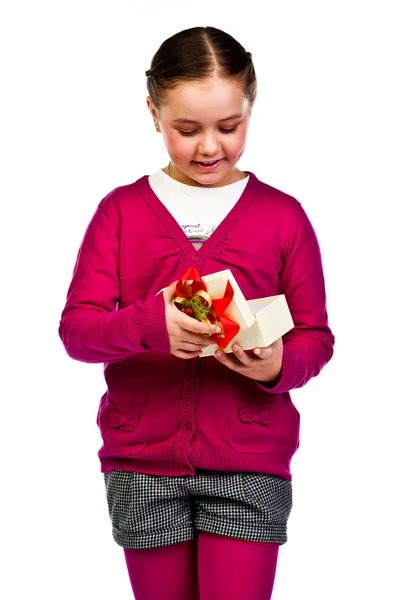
[185,421,194,431]
[188,382,197,391]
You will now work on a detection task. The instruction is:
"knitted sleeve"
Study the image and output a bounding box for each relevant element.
[58,192,170,363]
[256,201,335,393]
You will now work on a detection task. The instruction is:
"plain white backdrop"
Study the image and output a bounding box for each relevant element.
[1,1,399,598]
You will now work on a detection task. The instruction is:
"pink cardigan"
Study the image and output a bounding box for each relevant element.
[58,171,334,480]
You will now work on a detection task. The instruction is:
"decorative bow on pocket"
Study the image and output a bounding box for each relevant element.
[109,413,139,431]
[239,407,271,426]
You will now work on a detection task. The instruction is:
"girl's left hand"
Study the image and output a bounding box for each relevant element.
[214,337,283,384]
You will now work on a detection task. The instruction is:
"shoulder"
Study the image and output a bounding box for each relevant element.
[98,175,150,214]
[249,172,302,214]
[245,173,308,238]
[248,173,319,252]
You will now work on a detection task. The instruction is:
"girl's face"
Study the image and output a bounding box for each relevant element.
[147,76,252,187]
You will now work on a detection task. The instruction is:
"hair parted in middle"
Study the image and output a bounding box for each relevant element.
[145,26,257,110]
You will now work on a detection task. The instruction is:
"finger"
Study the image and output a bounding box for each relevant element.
[174,348,203,359]
[253,346,272,359]
[230,344,255,366]
[180,317,221,337]
[163,281,179,302]
[214,348,244,372]
[179,339,213,350]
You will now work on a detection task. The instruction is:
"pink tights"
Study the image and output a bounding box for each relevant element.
[123,532,279,600]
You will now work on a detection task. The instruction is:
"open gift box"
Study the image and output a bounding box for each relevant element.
[171,268,294,357]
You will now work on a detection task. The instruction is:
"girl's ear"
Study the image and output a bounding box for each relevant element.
[146,97,160,132]
[146,96,157,119]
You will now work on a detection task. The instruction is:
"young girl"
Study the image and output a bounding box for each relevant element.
[59,26,334,600]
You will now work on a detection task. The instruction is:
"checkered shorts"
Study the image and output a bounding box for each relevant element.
[103,469,293,549]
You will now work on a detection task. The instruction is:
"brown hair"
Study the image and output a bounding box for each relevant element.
[145,26,257,110]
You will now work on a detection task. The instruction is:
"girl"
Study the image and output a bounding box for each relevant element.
[59,26,334,600]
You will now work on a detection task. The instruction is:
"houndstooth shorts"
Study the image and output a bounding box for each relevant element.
[103,469,293,549]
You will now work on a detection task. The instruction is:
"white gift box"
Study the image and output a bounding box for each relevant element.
[198,270,294,357]
[199,269,255,329]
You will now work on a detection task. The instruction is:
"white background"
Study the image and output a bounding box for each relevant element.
[1,1,399,598]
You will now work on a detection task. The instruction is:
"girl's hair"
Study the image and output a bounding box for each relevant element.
[145,26,257,110]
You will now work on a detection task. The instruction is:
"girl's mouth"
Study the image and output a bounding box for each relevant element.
[194,159,223,171]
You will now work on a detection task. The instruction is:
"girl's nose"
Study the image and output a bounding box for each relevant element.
[197,133,220,155]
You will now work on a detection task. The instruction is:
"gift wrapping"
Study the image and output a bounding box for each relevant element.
[172,268,294,356]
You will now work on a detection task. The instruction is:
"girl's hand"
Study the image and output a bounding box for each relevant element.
[214,337,283,384]
[163,281,221,359]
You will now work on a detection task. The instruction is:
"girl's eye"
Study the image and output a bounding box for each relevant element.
[220,127,238,134]
[178,127,238,137]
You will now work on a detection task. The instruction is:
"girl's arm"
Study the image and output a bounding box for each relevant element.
[58,196,170,364]
[257,202,335,393]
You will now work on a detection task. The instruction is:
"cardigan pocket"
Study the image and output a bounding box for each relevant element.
[98,400,148,456]
[229,404,277,454]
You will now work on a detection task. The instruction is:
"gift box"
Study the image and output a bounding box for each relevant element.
[172,268,294,357]
[200,293,294,357]
[198,269,255,330]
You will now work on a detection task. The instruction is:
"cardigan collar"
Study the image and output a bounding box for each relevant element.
[136,171,260,260]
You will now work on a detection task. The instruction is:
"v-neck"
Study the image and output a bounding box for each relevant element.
[136,170,259,260]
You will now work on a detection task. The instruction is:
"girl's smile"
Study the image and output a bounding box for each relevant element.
[193,158,224,171]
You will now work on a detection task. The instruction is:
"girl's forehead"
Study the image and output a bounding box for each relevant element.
[161,77,249,121]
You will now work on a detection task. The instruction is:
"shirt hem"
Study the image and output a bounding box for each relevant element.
[98,443,295,481]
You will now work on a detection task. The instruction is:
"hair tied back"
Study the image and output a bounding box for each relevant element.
[145,27,257,109]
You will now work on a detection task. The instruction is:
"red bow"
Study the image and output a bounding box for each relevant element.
[173,267,240,349]
[239,407,271,426]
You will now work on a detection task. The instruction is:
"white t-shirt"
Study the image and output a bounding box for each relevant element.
[148,168,250,250]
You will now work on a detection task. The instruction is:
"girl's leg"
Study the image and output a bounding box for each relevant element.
[197,532,279,600]
[123,539,199,600]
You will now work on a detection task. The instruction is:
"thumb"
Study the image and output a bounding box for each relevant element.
[162,280,178,303]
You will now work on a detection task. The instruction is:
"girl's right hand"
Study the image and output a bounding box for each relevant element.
[162,281,220,359]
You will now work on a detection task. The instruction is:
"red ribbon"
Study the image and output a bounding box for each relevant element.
[174,267,240,349]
